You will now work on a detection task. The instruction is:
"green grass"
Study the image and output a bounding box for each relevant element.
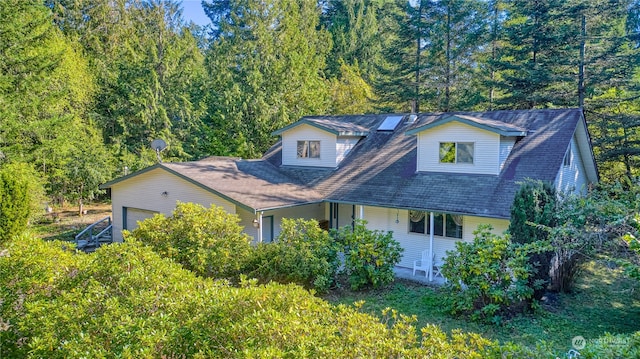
[325,260,640,354]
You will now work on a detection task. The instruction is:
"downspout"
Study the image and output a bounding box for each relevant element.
[428,212,434,282]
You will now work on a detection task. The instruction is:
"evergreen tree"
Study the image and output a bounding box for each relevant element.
[375,0,489,112]
[48,0,206,164]
[494,0,579,109]
[579,0,640,179]
[422,0,488,111]
[0,0,111,207]
[375,0,427,112]
[509,180,557,300]
[322,0,384,82]
[0,163,42,242]
[203,0,331,157]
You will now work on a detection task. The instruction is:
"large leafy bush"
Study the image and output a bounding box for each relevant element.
[124,202,252,280]
[334,220,403,290]
[245,218,340,292]
[0,236,502,358]
[7,235,629,358]
[442,225,541,324]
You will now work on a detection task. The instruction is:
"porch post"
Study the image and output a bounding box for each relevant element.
[258,212,263,243]
[428,211,434,282]
[359,205,364,220]
[351,205,356,230]
[329,202,333,229]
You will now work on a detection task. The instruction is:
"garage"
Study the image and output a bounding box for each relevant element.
[123,207,159,231]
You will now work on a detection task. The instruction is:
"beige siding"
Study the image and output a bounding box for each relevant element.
[237,208,260,243]
[556,135,589,194]
[269,203,326,238]
[111,168,235,241]
[361,206,509,268]
[416,122,500,175]
[238,204,326,244]
[281,124,337,167]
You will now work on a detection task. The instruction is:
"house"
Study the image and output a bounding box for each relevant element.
[100,108,598,280]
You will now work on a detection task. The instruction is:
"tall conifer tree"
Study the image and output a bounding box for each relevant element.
[203,0,331,157]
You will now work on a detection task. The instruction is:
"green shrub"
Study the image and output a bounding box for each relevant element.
[442,225,541,324]
[334,220,403,290]
[124,202,252,280]
[0,162,43,242]
[245,218,339,292]
[0,235,502,358]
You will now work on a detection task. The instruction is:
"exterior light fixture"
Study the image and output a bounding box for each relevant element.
[395,210,400,224]
[252,219,260,228]
[161,191,169,197]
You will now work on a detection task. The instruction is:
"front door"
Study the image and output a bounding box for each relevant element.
[262,215,274,243]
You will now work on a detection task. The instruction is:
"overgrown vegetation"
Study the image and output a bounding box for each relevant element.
[334,220,403,290]
[438,179,640,327]
[125,202,253,280]
[125,205,401,293]
[0,237,497,358]
[7,235,637,358]
[329,260,640,356]
[245,218,340,292]
[442,225,539,324]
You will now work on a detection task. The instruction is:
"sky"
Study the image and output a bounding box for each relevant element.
[181,0,210,26]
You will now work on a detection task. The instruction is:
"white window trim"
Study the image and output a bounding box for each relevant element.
[297,140,321,159]
[407,211,463,239]
[439,142,475,164]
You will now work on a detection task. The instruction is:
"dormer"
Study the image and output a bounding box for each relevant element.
[272,118,369,167]
[406,114,527,175]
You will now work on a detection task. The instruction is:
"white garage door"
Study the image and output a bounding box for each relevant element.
[124,207,159,231]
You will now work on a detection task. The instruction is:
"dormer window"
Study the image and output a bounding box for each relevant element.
[439,142,474,164]
[297,140,320,158]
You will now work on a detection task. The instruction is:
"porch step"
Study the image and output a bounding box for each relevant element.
[75,216,113,252]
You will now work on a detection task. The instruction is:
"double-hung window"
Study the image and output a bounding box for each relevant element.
[297,140,320,159]
[439,142,474,164]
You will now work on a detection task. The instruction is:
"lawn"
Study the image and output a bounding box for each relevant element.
[325,260,640,354]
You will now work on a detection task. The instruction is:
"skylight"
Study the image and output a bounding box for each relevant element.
[377,116,404,131]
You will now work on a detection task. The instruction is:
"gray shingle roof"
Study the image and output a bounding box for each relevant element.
[272,116,377,136]
[405,114,529,136]
[267,108,593,219]
[161,157,325,212]
[103,108,595,219]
